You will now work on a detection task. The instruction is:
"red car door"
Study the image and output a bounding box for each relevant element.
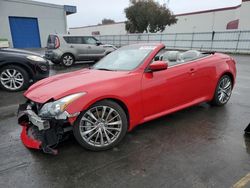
[189,57,218,100]
[141,62,201,119]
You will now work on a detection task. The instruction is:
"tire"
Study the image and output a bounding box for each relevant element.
[61,54,75,67]
[73,100,128,151]
[211,75,233,106]
[0,65,29,92]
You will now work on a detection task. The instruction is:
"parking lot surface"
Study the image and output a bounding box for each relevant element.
[0,55,250,188]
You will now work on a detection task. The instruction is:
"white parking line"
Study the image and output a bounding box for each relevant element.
[233,173,250,188]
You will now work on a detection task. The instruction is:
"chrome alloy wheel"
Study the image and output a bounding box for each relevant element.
[79,106,122,147]
[63,55,74,66]
[218,76,232,104]
[0,69,24,90]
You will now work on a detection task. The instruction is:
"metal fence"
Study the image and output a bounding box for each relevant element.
[96,30,250,53]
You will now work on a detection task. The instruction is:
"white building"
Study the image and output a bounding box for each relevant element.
[0,0,76,48]
[70,22,127,36]
[70,0,250,35]
[239,0,250,30]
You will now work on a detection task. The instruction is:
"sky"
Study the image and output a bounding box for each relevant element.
[36,0,242,28]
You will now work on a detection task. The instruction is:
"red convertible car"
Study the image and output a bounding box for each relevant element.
[18,43,236,154]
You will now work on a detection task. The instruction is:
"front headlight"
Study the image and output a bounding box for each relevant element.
[27,55,46,62]
[39,92,86,118]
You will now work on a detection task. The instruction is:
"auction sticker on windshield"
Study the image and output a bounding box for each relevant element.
[139,46,156,50]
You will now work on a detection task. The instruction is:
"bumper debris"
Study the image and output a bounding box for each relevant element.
[18,102,72,155]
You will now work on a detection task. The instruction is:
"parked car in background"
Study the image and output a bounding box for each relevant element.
[0,48,49,92]
[18,43,236,154]
[45,34,117,67]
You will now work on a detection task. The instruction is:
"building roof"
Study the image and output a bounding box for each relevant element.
[70,22,126,29]
[175,5,241,17]
[4,0,63,8]
[70,3,243,29]
[3,0,77,15]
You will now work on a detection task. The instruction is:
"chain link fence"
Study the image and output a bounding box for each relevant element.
[96,30,250,53]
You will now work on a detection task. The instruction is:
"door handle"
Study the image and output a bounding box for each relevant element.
[70,45,74,48]
[189,68,196,74]
[88,46,91,49]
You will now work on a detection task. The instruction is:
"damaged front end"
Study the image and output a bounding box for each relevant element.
[18,102,74,155]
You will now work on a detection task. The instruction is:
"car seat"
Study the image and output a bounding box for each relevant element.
[160,51,183,66]
[180,50,201,61]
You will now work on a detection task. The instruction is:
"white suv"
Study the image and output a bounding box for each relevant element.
[45,34,117,67]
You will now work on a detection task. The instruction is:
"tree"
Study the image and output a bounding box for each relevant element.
[125,0,177,33]
[101,18,115,25]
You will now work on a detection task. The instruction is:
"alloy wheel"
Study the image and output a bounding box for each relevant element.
[0,68,24,90]
[218,76,232,104]
[63,55,74,66]
[79,106,122,147]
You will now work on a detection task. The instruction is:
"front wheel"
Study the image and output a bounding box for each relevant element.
[211,75,233,106]
[0,65,29,92]
[73,100,128,151]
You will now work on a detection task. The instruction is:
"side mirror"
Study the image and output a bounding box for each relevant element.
[147,61,168,72]
[96,41,102,46]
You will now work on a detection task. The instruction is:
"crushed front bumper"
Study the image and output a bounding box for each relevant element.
[17,103,70,155]
[20,122,42,150]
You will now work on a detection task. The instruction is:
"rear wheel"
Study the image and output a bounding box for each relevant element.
[211,75,233,106]
[61,54,75,67]
[73,100,128,151]
[0,65,29,92]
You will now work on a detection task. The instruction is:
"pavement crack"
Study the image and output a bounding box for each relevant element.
[0,162,29,174]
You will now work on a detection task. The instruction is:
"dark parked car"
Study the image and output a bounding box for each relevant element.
[0,48,49,92]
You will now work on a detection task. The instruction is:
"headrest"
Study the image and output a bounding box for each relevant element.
[181,50,201,60]
[161,51,180,62]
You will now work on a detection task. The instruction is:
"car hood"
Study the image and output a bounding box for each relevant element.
[0,48,42,57]
[25,68,129,103]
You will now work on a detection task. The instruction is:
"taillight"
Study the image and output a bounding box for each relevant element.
[55,36,60,49]
[228,58,236,65]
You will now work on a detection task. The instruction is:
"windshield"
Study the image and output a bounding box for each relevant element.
[93,45,155,71]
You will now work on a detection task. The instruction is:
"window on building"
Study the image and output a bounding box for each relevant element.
[226,19,239,30]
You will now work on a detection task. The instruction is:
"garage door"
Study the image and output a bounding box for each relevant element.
[9,17,41,48]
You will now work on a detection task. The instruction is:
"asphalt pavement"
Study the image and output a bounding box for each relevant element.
[0,55,250,188]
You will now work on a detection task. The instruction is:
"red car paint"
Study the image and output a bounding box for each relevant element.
[20,123,41,149]
[24,44,236,132]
